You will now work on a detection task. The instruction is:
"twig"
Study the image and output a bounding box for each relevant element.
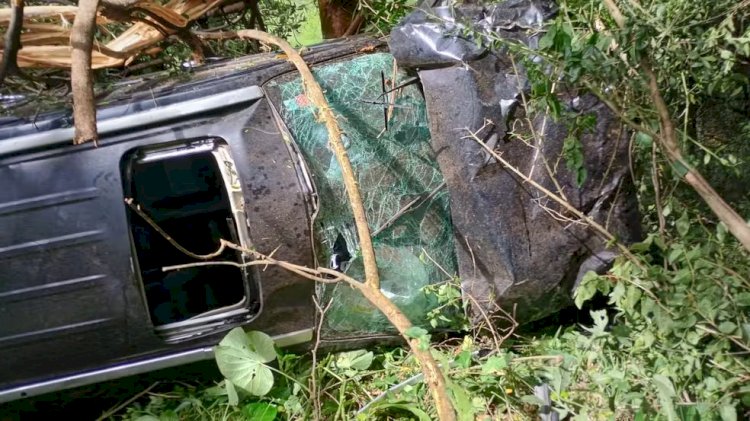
[509,55,569,202]
[311,296,333,421]
[420,247,452,280]
[70,0,100,145]
[343,14,364,36]
[371,181,446,237]
[464,293,502,352]
[125,198,229,260]
[652,141,666,242]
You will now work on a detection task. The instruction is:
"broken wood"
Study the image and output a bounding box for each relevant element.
[1,0,229,70]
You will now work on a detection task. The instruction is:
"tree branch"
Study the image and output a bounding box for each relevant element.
[70,0,100,145]
[196,29,380,289]
[602,0,750,252]
[0,0,25,85]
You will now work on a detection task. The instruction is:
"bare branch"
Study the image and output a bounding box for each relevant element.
[195,30,381,289]
[0,0,25,85]
[70,0,100,145]
[310,295,333,421]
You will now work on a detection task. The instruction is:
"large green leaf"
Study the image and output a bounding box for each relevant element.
[335,350,374,371]
[215,328,277,396]
[219,328,276,363]
[215,345,275,396]
[447,380,475,421]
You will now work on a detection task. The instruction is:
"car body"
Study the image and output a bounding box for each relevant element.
[0,36,457,403]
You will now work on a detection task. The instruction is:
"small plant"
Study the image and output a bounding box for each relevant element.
[214,328,278,400]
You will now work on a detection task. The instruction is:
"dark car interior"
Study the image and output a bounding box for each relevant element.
[125,140,248,326]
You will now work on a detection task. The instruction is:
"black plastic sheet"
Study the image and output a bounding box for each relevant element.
[389,0,642,323]
[389,0,557,68]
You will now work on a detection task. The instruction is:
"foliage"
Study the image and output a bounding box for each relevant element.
[358,0,415,35]
[490,0,750,418]
[516,0,750,200]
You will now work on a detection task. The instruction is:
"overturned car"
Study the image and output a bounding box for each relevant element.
[0,0,640,404]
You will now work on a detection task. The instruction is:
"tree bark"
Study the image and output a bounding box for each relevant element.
[318,0,357,38]
[70,0,100,144]
[0,0,25,85]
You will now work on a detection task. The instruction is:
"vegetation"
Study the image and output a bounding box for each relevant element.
[3,0,749,419]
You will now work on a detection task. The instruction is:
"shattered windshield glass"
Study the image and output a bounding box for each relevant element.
[266,53,457,334]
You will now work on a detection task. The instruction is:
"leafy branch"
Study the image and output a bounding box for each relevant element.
[601,0,750,253]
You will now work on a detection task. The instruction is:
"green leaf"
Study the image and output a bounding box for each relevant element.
[404,326,431,350]
[719,49,733,60]
[455,350,473,369]
[158,411,178,421]
[653,374,678,421]
[735,293,750,307]
[215,345,275,396]
[481,355,508,374]
[718,321,737,334]
[447,380,475,421]
[214,328,277,396]
[404,326,428,339]
[562,136,587,186]
[719,405,737,421]
[539,25,556,50]
[635,132,653,147]
[335,350,374,371]
[585,309,609,336]
[741,323,750,344]
[574,271,600,308]
[226,379,239,407]
[676,212,690,237]
[242,402,278,421]
[134,416,160,421]
[219,328,277,364]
